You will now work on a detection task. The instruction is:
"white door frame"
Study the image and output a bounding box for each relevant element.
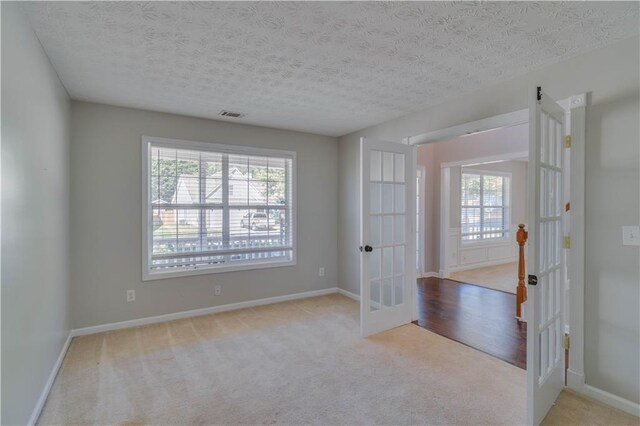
[416,165,426,277]
[403,94,587,413]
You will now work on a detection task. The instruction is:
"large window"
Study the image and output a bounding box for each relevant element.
[143,136,295,280]
[460,170,510,242]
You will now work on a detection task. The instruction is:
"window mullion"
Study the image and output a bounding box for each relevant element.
[502,177,506,236]
[479,175,484,239]
[284,159,290,247]
[199,153,206,253]
[222,154,230,258]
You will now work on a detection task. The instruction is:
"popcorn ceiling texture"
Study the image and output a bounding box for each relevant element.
[23,1,639,136]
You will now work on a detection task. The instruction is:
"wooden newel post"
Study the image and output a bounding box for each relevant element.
[516,224,528,320]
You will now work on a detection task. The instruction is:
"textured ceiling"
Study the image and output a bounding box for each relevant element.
[23,1,639,137]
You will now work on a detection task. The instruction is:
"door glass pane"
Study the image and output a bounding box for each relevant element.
[370,150,382,181]
[370,215,381,247]
[382,247,393,278]
[382,184,393,214]
[383,152,394,182]
[556,121,563,169]
[542,115,556,165]
[394,215,405,244]
[382,216,393,246]
[370,183,381,214]
[540,168,547,217]
[370,248,380,280]
[394,153,405,183]
[382,278,393,308]
[394,275,404,305]
[370,280,380,312]
[394,247,404,275]
[540,112,547,164]
[394,184,405,213]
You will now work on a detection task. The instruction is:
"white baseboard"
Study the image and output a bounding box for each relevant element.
[71,287,338,337]
[566,369,585,392]
[337,287,360,301]
[420,271,439,278]
[568,371,639,417]
[581,384,640,417]
[28,332,73,426]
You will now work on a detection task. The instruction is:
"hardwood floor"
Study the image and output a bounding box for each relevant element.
[450,262,518,294]
[414,277,527,369]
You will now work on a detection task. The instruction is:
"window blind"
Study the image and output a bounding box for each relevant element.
[461,171,509,241]
[144,138,295,278]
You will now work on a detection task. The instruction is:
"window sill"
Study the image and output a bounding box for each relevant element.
[143,258,296,281]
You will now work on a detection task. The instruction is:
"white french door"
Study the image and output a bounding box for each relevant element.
[527,87,566,425]
[360,137,416,337]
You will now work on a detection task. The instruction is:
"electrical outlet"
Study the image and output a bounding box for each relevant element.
[622,226,640,246]
[214,285,222,296]
[319,267,325,277]
[126,290,135,302]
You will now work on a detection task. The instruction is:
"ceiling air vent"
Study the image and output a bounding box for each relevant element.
[219,110,244,118]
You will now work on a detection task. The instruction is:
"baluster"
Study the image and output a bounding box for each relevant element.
[516,224,528,320]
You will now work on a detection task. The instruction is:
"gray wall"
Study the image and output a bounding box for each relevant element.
[337,36,640,404]
[1,3,71,424]
[70,102,338,328]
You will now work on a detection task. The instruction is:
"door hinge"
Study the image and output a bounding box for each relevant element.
[563,333,570,350]
[563,236,571,249]
[565,135,572,148]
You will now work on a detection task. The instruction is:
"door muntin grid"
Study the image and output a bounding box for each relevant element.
[537,110,564,384]
[369,150,406,312]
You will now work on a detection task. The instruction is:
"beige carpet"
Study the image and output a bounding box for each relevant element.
[39,294,526,425]
[450,262,519,294]
[542,389,639,425]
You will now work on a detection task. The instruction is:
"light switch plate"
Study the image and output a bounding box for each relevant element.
[622,226,640,246]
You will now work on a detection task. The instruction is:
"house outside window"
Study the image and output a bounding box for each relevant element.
[143,136,296,280]
[460,170,510,242]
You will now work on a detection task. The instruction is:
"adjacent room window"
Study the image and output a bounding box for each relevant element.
[460,170,510,242]
[143,136,296,279]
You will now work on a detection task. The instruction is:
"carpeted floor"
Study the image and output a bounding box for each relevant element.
[543,389,639,425]
[450,262,519,294]
[39,293,526,425]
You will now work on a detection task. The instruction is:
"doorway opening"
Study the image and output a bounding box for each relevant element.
[413,123,530,369]
[362,90,586,425]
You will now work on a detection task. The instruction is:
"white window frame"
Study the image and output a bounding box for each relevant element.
[142,136,297,281]
[460,168,511,245]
